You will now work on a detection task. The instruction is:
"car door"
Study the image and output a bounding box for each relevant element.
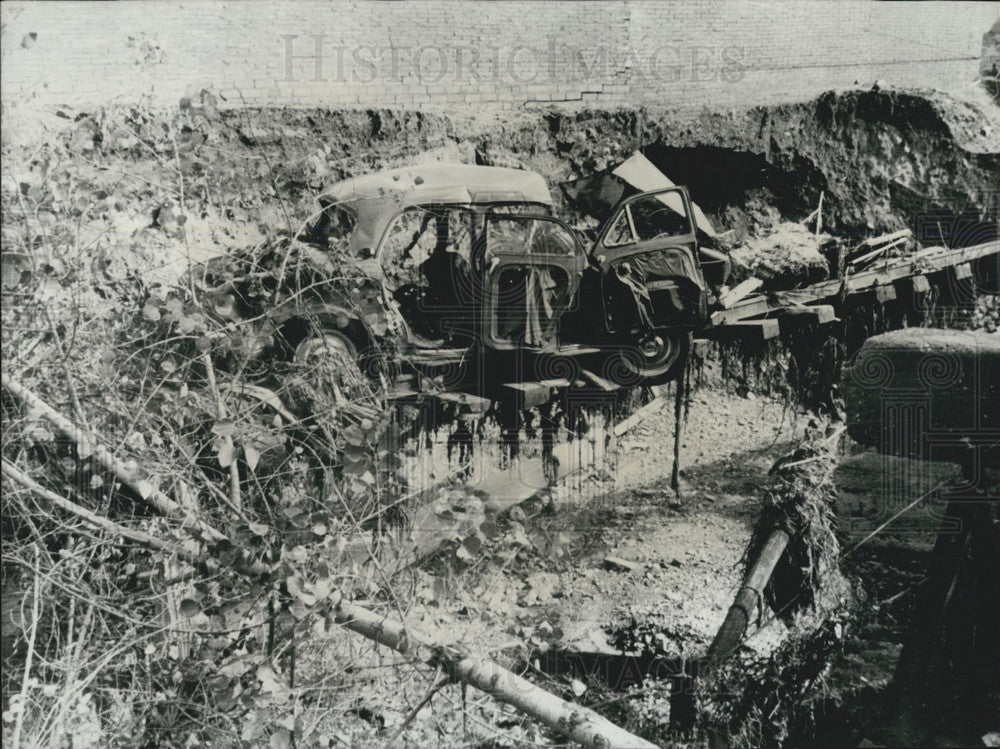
[481,213,586,350]
[592,187,707,333]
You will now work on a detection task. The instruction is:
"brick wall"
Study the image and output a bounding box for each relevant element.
[1,0,995,115]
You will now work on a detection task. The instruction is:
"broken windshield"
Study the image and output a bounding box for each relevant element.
[379,207,476,291]
[308,202,357,251]
[602,190,693,249]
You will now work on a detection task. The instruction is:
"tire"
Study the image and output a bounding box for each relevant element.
[292,328,358,367]
[608,331,689,386]
[287,328,368,410]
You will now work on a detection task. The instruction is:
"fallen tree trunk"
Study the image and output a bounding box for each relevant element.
[2,377,654,747]
[705,528,790,665]
[1,374,225,541]
[2,460,198,563]
[331,591,659,749]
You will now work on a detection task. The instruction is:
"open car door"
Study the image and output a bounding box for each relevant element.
[593,186,708,333]
[482,213,586,350]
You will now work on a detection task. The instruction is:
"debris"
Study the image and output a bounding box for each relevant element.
[718,277,764,309]
[846,229,913,269]
[603,555,640,573]
[730,222,835,290]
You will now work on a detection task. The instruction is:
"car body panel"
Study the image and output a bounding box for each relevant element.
[317,164,553,259]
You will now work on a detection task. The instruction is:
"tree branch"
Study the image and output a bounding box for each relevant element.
[2,460,197,563]
[2,374,224,541]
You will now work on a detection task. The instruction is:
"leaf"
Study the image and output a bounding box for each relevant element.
[248,522,269,536]
[142,303,161,322]
[270,727,291,749]
[462,534,482,556]
[136,480,154,499]
[77,438,94,460]
[571,678,587,697]
[211,419,235,438]
[217,441,236,468]
[179,599,200,618]
[244,444,260,471]
[343,425,364,446]
[213,293,235,317]
[89,475,104,489]
[311,524,327,537]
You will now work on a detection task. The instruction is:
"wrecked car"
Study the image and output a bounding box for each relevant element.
[197,158,730,399]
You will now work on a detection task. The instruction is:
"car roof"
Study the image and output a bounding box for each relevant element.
[318,163,553,209]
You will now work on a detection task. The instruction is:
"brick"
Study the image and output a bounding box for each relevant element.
[0,0,993,116]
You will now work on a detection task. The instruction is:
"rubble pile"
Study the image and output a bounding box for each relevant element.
[730,222,836,290]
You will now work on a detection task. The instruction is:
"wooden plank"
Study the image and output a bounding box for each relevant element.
[579,367,620,392]
[713,240,999,326]
[711,295,773,326]
[711,318,781,343]
[551,345,602,356]
[613,388,668,436]
[434,391,493,412]
[780,305,836,325]
[857,228,913,249]
[501,381,553,409]
[537,378,573,389]
[874,284,897,303]
[719,278,763,309]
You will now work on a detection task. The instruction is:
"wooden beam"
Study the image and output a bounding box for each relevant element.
[579,367,620,392]
[719,278,763,309]
[1,376,225,541]
[706,528,790,665]
[331,592,658,749]
[434,391,493,412]
[874,284,897,303]
[711,318,781,344]
[780,305,836,325]
[501,381,554,409]
[712,240,999,326]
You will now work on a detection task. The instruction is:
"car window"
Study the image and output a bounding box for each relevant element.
[601,190,693,249]
[493,265,571,346]
[309,203,357,250]
[379,207,475,290]
[603,210,633,247]
[487,216,576,256]
[629,193,691,239]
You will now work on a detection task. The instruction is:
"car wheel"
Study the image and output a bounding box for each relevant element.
[293,328,358,367]
[289,328,367,409]
[609,332,689,386]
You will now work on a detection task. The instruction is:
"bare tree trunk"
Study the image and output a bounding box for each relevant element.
[332,592,658,749]
[3,454,655,748]
[2,375,224,540]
